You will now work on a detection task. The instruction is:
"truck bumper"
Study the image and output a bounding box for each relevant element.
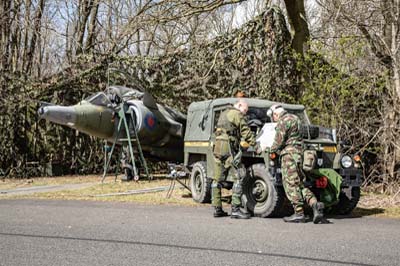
[270,167,362,188]
[339,168,363,187]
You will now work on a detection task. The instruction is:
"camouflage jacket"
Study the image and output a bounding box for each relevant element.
[270,111,303,155]
[216,107,256,148]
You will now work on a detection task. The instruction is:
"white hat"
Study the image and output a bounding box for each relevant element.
[266,104,283,117]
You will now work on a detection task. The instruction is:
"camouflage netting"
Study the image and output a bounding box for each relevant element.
[139,7,299,105]
[0,7,299,178]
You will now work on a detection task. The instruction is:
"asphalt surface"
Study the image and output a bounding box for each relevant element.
[0,199,399,266]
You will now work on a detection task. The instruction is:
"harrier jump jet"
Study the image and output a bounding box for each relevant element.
[38,86,186,180]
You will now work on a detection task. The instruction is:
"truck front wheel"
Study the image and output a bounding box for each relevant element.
[190,161,211,203]
[331,186,361,215]
[243,163,287,217]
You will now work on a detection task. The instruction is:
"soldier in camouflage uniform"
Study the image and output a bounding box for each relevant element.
[268,104,324,223]
[212,99,257,219]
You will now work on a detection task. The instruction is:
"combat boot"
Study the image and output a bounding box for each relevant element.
[283,213,305,223]
[231,206,250,219]
[213,206,228,218]
[312,202,325,224]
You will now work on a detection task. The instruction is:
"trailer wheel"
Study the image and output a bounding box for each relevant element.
[190,161,211,203]
[121,164,141,181]
[331,186,361,215]
[243,163,287,217]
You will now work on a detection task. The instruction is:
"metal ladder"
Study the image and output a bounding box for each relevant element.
[102,102,150,182]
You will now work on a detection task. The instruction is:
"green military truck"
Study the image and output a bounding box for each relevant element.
[184,98,363,217]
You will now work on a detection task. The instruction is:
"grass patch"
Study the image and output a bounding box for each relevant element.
[383,207,400,217]
[356,190,400,218]
[1,175,199,206]
[0,175,99,190]
[2,176,400,218]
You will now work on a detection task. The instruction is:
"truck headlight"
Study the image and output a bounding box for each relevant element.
[341,155,352,168]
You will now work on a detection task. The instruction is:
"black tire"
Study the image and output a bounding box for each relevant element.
[121,164,140,181]
[121,168,133,181]
[330,186,361,215]
[243,163,287,217]
[190,161,211,203]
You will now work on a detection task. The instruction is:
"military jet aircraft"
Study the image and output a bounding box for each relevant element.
[38,86,186,180]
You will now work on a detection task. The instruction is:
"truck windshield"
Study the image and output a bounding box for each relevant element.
[291,110,310,124]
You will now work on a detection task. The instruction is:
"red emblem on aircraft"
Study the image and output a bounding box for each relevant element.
[145,113,156,130]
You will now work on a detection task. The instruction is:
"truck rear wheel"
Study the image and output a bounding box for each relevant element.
[190,161,211,203]
[243,163,287,217]
[331,186,361,215]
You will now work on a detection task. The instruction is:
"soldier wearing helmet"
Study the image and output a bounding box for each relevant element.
[268,104,324,223]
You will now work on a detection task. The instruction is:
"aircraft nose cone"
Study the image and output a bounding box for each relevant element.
[38,106,53,120]
[38,106,46,117]
[37,105,77,127]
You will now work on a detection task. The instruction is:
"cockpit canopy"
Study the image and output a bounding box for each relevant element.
[84,92,111,106]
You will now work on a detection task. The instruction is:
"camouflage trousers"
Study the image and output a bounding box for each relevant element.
[211,156,243,208]
[281,152,317,214]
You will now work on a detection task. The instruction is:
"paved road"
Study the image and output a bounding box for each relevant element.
[0,199,399,266]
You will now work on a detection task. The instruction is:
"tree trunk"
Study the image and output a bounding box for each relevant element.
[10,0,22,72]
[84,0,99,54]
[387,3,400,183]
[391,23,400,101]
[0,0,12,71]
[391,37,400,182]
[24,0,45,74]
[75,0,92,55]
[283,0,310,55]
[22,0,31,71]
[65,18,72,64]
[136,0,143,56]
